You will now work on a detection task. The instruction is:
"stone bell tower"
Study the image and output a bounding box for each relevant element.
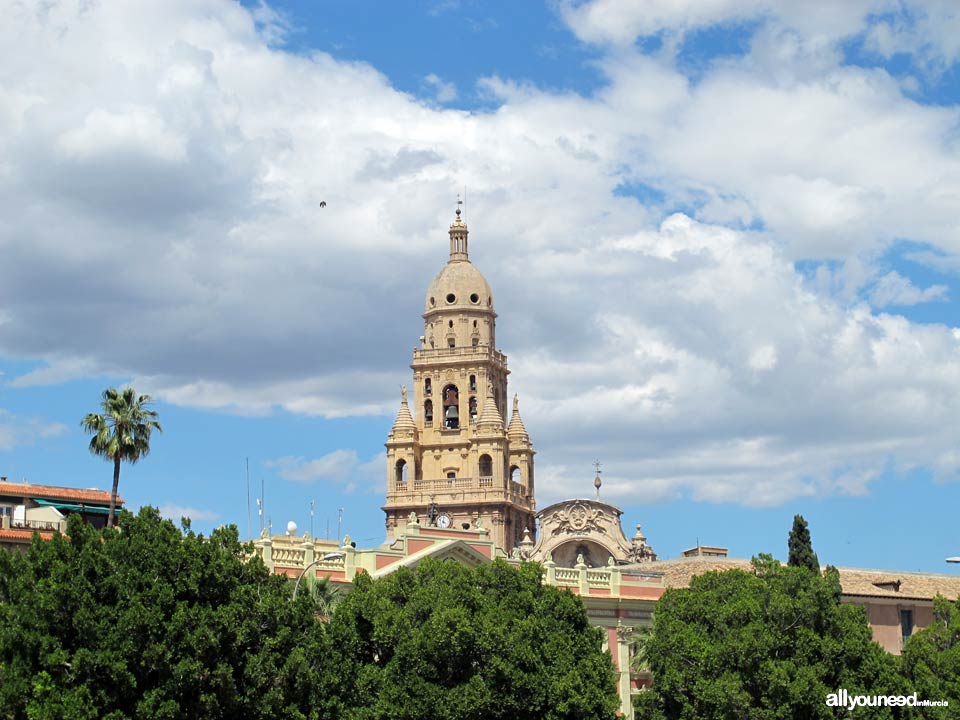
[383,207,536,553]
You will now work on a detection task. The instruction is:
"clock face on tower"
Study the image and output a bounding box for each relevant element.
[436,514,451,528]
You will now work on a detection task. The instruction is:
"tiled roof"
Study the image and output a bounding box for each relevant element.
[0,481,120,506]
[0,528,56,541]
[650,557,960,602]
[833,567,960,601]
[651,557,753,588]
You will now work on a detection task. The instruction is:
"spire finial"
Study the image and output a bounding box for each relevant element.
[448,199,469,261]
[593,460,602,499]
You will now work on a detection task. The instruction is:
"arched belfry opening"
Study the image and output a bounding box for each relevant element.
[442,384,459,429]
[479,454,493,478]
[395,459,408,484]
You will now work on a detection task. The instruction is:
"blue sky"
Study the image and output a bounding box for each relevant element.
[2,0,960,571]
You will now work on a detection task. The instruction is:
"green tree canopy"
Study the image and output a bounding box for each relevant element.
[901,595,960,718]
[0,508,330,720]
[637,555,905,720]
[81,387,162,528]
[327,558,620,720]
[787,514,820,574]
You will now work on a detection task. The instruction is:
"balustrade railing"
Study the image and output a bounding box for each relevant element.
[12,519,59,531]
[272,545,306,566]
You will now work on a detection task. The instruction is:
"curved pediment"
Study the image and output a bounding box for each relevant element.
[522,499,656,568]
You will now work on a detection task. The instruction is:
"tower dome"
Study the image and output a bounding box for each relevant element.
[424,209,494,314]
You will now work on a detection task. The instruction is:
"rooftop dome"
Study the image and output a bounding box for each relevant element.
[424,209,494,313]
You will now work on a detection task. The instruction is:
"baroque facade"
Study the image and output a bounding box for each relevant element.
[382,208,535,553]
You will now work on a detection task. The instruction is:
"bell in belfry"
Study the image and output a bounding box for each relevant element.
[445,403,459,429]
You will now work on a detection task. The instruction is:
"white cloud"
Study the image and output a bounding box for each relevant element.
[0,409,67,452]
[1,0,960,510]
[267,450,384,493]
[158,503,220,522]
[424,73,457,103]
[868,270,948,307]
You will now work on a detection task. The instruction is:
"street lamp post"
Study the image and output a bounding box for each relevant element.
[291,552,344,601]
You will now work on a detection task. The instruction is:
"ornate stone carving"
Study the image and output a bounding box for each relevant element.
[616,619,634,643]
[627,524,657,563]
[551,501,607,536]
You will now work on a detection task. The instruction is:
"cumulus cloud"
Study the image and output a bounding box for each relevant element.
[267,450,383,493]
[423,73,457,103]
[1,0,960,510]
[868,271,948,307]
[158,503,220,522]
[0,410,67,452]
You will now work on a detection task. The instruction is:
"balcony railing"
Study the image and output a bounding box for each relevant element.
[12,519,60,531]
[413,346,508,367]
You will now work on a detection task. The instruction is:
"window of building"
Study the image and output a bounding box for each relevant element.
[446,471,456,479]
[448,337,455,348]
[424,378,431,395]
[901,609,914,645]
[469,396,477,420]
[395,459,408,484]
[479,454,493,477]
[424,399,433,425]
[510,466,520,483]
[469,375,476,391]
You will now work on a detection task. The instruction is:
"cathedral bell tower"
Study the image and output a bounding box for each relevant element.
[383,208,536,553]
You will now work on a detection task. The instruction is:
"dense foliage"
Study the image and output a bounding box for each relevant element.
[901,595,960,719]
[0,514,617,720]
[328,558,620,720]
[0,508,328,720]
[636,555,906,720]
[787,514,820,574]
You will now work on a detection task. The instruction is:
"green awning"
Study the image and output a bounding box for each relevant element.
[33,498,114,515]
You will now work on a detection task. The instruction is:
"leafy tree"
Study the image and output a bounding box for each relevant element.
[787,514,820,574]
[328,558,620,720]
[901,595,960,718]
[637,555,905,720]
[81,387,162,528]
[0,508,332,720]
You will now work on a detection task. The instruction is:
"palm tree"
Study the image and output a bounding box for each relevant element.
[301,574,344,621]
[81,387,162,528]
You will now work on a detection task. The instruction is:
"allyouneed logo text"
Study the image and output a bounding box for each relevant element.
[826,690,948,710]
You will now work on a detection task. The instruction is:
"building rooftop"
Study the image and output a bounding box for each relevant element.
[651,557,960,602]
[0,480,119,506]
